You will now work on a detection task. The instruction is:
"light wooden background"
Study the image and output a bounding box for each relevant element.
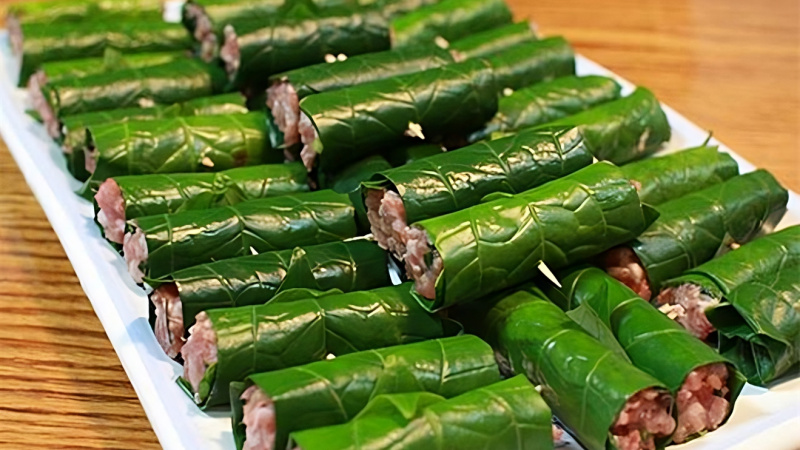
[0,0,797,448]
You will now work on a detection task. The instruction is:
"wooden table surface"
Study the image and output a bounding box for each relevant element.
[0,0,797,448]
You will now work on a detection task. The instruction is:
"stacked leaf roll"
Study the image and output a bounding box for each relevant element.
[149,240,391,357]
[230,335,501,450]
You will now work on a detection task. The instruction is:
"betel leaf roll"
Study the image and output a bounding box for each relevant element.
[484,37,575,92]
[298,59,498,173]
[148,240,390,357]
[33,50,188,88]
[464,286,675,450]
[403,162,657,310]
[85,112,281,182]
[289,376,554,450]
[620,146,739,207]
[363,127,593,259]
[657,225,800,340]
[61,93,249,182]
[179,283,455,408]
[267,45,455,149]
[39,59,227,122]
[545,267,745,444]
[94,163,309,244]
[230,335,501,450]
[6,0,162,26]
[605,170,787,300]
[221,10,392,91]
[470,75,623,142]
[122,190,358,283]
[389,0,513,49]
[13,20,193,86]
[449,21,537,61]
[531,87,671,164]
[706,265,800,386]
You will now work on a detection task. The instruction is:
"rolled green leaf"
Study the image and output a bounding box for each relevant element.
[94,163,309,243]
[36,50,188,86]
[123,190,358,282]
[621,146,740,206]
[707,265,800,386]
[545,267,745,444]
[85,112,281,183]
[532,87,671,164]
[384,143,445,166]
[464,286,674,450]
[407,162,658,311]
[657,226,800,341]
[148,240,390,354]
[471,75,623,142]
[61,93,250,182]
[363,127,594,253]
[449,21,537,61]
[289,375,554,450]
[606,170,787,299]
[14,20,193,85]
[180,282,456,408]
[389,0,512,49]
[485,37,575,92]
[7,0,162,25]
[42,59,227,118]
[229,335,501,450]
[299,59,498,173]
[224,10,392,90]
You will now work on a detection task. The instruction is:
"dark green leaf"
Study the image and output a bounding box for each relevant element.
[484,37,575,92]
[449,22,537,61]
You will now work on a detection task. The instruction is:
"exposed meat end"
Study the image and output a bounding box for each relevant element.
[673,363,730,443]
[241,385,277,450]
[220,25,240,79]
[656,284,718,340]
[266,81,301,150]
[404,226,442,300]
[84,142,98,174]
[122,227,148,284]
[604,247,652,300]
[552,424,564,443]
[94,179,127,244]
[365,189,411,259]
[181,311,219,392]
[8,14,23,57]
[298,112,319,172]
[611,388,676,450]
[151,283,186,359]
[184,2,210,42]
[28,71,62,139]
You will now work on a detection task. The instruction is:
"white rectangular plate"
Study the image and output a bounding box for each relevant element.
[0,31,798,450]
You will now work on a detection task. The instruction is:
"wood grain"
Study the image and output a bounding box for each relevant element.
[0,0,797,448]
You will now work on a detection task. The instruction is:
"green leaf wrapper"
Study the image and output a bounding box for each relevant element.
[545,267,745,442]
[384,143,445,166]
[464,286,673,450]
[38,50,188,85]
[86,112,281,182]
[662,226,800,302]
[270,45,455,101]
[300,59,498,173]
[183,282,456,408]
[99,163,309,222]
[227,10,392,90]
[61,93,250,181]
[7,0,162,25]
[128,189,358,280]
[389,0,512,49]
[325,156,394,232]
[364,126,594,224]
[707,265,800,385]
[449,22,537,61]
[471,75,623,142]
[289,375,554,450]
[484,37,575,92]
[16,21,193,85]
[621,146,740,206]
[413,162,658,310]
[229,335,501,450]
[43,59,227,117]
[532,87,671,164]
[628,170,788,292]
[149,240,391,331]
